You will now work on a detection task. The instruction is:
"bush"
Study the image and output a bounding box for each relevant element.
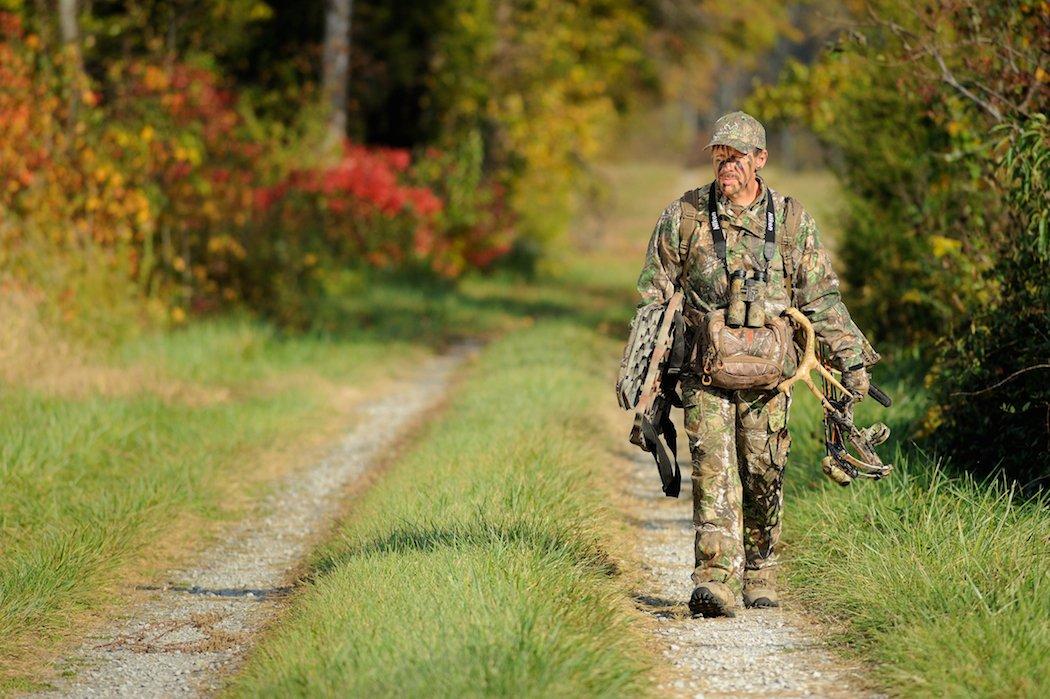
[926,116,1049,488]
[0,12,516,333]
[748,0,1048,485]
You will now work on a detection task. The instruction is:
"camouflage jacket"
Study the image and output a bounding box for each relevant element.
[637,177,880,371]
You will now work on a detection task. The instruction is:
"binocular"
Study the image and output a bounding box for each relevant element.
[726,269,767,328]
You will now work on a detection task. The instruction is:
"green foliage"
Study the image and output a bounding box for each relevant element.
[748,0,1044,347]
[748,0,1048,483]
[424,0,654,244]
[926,116,1050,487]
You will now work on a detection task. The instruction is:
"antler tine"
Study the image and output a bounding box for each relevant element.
[777,308,850,406]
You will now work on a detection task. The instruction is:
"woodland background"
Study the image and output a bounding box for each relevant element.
[1,0,1047,485]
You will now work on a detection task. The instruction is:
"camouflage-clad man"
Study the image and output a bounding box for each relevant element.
[636,112,879,617]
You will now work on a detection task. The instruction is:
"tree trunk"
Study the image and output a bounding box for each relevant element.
[58,0,84,124]
[322,0,353,146]
[58,0,77,44]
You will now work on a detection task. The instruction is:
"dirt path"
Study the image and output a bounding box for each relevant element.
[619,442,878,698]
[38,347,472,698]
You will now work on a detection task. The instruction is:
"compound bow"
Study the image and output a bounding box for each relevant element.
[778,307,893,486]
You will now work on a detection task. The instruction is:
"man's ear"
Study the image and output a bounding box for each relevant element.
[754,149,768,169]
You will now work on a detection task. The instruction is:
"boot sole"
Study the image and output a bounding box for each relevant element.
[689,587,736,618]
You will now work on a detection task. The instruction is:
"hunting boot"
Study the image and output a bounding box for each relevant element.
[689,581,737,618]
[742,570,779,608]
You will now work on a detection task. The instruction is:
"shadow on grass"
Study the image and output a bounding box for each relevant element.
[273,268,639,348]
[312,517,620,581]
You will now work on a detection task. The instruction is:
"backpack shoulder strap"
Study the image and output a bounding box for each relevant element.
[677,187,702,285]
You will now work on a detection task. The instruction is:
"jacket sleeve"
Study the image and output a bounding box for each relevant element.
[636,200,684,305]
[792,210,881,370]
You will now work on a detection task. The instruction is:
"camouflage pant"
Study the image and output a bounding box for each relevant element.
[682,374,791,594]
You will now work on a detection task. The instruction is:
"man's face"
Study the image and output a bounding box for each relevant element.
[711,145,767,198]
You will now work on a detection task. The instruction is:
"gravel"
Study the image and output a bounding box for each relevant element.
[37,347,471,698]
[620,441,881,698]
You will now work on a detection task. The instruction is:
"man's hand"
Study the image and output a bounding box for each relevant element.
[841,367,870,401]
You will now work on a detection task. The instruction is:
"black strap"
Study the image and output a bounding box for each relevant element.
[762,187,776,266]
[706,181,777,273]
[637,397,682,498]
[706,182,727,266]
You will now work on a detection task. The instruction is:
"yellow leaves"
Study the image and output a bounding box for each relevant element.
[900,289,924,304]
[172,256,187,273]
[170,307,186,324]
[207,234,247,260]
[1036,67,1048,83]
[173,143,202,166]
[930,234,962,258]
[248,2,273,21]
[140,125,155,143]
[457,11,478,32]
[947,121,962,136]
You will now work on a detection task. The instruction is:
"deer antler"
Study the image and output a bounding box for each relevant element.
[777,307,849,408]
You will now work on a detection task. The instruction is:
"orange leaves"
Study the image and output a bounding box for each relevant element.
[0,10,516,326]
[141,64,170,92]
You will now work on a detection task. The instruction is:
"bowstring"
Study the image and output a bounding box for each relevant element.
[818,343,835,458]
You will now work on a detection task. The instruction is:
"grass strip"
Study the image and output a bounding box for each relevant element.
[226,321,652,697]
[0,318,423,689]
[784,364,1050,698]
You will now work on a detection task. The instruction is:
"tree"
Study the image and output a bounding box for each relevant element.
[58,0,85,123]
[322,0,352,144]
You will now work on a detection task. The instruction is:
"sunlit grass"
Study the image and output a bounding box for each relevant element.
[8,156,1047,697]
[224,322,652,697]
[784,350,1049,698]
[0,318,427,689]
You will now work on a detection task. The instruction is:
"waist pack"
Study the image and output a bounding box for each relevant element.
[698,311,797,390]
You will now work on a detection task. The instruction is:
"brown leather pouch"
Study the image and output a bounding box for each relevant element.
[698,311,796,390]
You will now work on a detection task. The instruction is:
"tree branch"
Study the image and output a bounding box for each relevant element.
[931,48,1003,122]
[951,364,1050,397]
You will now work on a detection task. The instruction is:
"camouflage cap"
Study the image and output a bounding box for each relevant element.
[704,111,766,153]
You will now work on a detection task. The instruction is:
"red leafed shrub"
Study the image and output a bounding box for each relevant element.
[251,138,513,283]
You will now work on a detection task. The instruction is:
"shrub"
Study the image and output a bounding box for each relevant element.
[0,12,515,334]
[747,0,1048,485]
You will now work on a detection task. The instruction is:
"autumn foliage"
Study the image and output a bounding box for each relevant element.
[0,12,513,328]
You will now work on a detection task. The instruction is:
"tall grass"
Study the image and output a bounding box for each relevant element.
[0,318,424,689]
[0,266,636,690]
[225,322,652,697]
[783,354,1049,698]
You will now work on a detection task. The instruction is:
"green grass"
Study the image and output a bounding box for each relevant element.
[783,355,1050,698]
[224,321,652,697]
[0,317,430,688]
